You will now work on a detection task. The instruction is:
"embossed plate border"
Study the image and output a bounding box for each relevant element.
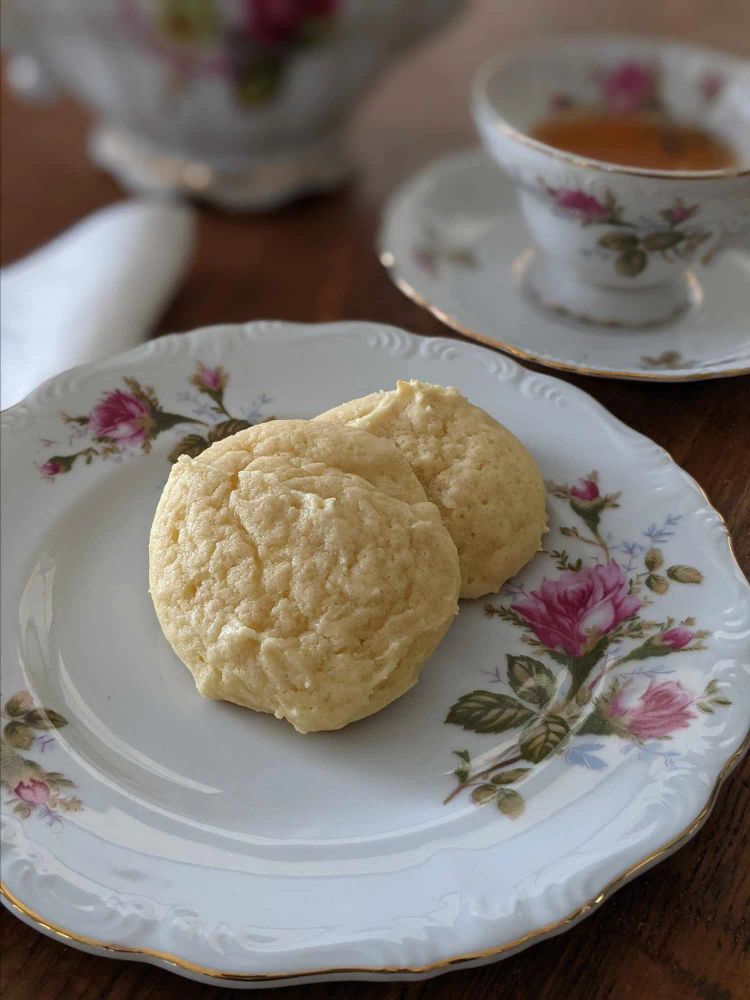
[2,322,749,986]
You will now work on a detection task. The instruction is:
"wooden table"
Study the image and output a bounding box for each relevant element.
[2,2,748,997]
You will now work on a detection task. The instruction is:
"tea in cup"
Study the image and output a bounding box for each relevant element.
[472,36,750,327]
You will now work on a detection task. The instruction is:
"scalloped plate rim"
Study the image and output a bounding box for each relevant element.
[1,320,749,987]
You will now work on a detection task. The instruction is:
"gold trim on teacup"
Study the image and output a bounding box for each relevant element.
[472,35,750,182]
[379,249,750,382]
[2,731,747,983]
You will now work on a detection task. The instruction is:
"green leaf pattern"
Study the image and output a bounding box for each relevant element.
[127,1,341,109]
[1,691,82,821]
[520,716,570,763]
[443,469,729,817]
[39,364,272,478]
[543,184,716,278]
[445,691,535,734]
[506,655,556,708]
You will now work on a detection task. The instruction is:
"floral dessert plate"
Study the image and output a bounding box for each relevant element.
[379,150,750,381]
[1,321,749,988]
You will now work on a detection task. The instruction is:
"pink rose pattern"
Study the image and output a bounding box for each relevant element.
[569,477,600,501]
[191,362,227,393]
[122,0,340,106]
[553,189,610,224]
[246,0,339,46]
[539,63,722,277]
[600,60,658,114]
[199,367,221,391]
[606,680,696,740]
[38,363,267,480]
[512,561,640,659]
[1,691,82,823]
[28,375,731,821]
[89,389,151,445]
[445,470,730,814]
[660,198,698,227]
[39,461,63,479]
[544,181,714,277]
[549,59,674,116]
[661,626,695,651]
[544,60,726,127]
[14,778,50,805]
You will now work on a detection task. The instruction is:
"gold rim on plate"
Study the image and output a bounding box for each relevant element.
[2,730,747,983]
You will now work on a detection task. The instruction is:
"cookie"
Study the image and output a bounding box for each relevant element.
[317,381,546,598]
[149,420,460,733]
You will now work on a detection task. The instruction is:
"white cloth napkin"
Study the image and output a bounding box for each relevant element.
[1,200,195,410]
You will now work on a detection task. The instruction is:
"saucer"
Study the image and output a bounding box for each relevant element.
[379,150,750,381]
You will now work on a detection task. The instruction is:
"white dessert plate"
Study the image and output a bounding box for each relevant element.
[379,150,750,381]
[1,321,749,988]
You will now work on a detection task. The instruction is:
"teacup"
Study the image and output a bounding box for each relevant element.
[472,36,750,328]
[2,0,462,211]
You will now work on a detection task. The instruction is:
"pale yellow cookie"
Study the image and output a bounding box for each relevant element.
[149,420,460,733]
[316,381,546,599]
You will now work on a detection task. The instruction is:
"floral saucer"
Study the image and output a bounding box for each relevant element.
[379,150,750,381]
[2,322,749,987]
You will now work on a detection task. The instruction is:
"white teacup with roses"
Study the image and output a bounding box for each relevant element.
[472,36,750,327]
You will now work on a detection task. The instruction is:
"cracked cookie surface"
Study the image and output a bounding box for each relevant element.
[149,420,460,733]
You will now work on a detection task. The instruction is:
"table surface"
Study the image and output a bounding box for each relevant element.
[1,2,748,998]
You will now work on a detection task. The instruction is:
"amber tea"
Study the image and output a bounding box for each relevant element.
[530,112,736,171]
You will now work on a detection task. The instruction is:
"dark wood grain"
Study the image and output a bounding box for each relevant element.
[1,1,748,997]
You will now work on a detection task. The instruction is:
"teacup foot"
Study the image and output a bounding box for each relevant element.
[88,124,352,212]
[519,252,700,329]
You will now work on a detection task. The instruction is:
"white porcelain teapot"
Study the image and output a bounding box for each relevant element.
[3,0,463,209]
